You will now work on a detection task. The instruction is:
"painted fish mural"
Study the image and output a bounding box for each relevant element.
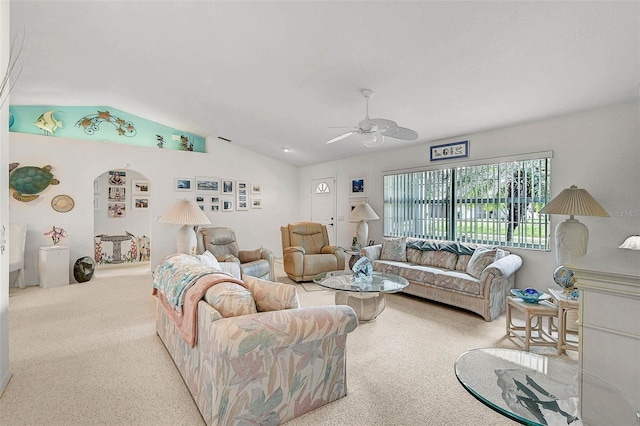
[33,110,63,135]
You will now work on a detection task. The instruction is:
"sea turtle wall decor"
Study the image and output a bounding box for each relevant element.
[9,163,60,202]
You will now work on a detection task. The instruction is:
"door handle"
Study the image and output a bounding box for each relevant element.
[328,223,334,226]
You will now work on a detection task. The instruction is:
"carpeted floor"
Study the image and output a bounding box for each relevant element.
[1,261,577,425]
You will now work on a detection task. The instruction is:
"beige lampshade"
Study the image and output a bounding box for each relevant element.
[159,199,211,225]
[539,185,608,217]
[349,202,380,222]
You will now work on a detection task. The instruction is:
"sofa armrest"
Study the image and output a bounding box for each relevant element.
[482,254,523,279]
[209,305,358,357]
[360,244,382,261]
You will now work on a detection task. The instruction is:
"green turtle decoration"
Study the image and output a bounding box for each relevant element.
[9,163,60,202]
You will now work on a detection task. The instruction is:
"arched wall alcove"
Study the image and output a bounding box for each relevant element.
[93,168,152,269]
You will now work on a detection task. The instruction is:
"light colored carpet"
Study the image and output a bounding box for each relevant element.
[1,262,577,425]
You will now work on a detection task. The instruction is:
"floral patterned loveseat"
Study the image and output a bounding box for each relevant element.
[154,254,358,425]
[361,237,522,321]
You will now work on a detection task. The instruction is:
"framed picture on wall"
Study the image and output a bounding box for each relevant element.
[350,175,367,197]
[131,179,150,194]
[132,197,149,210]
[236,181,248,211]
[108,187,125,202]
[222,179,234,195]
[195,176,220,193]
[108,170,126,186]
[222,199,234,211]
[251,198,262,209]
[251,183,262,194]
[108,202,126,218]
[174,177,193,191]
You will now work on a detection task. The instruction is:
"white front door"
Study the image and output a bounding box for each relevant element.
[311,177,336,245]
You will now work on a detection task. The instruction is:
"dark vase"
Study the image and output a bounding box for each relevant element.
[74,256,96,283]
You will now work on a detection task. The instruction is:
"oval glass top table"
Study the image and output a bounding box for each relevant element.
[455,348,639,426]
[313,270,408,322]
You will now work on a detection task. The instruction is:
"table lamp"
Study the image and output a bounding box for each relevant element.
[349,201,379,248]
[159,199,211,255]
[539,185,608,265]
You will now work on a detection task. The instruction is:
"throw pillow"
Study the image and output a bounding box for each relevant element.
[466,247,498,278]
[196,250,222,271]
[242,274,300,311]
[204,282,257,317]
[380,236,407,262]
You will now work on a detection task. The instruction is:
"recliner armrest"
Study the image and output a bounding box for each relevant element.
[284,246,305,255]
[217,254,241,265]
[238,248,262,263]
[321,245,340,255]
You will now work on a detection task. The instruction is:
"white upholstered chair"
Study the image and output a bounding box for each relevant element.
[9,223,27,288]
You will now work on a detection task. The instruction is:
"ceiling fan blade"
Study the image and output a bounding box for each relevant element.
[367,118,397,129]
[381,126,418,140]
[325,130,359,144]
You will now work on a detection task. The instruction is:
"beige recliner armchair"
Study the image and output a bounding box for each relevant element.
[281,222,345,282]
[196,226,274,280]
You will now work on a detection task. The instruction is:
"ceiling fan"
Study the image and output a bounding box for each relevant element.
[325,89,418,147]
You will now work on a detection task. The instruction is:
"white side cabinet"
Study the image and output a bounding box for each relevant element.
[39,246,70,288]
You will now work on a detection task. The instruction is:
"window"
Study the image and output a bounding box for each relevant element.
[384,157,551,249]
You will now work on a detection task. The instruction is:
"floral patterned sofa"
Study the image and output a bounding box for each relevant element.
[154,253,358,425]
[360,237,522,321]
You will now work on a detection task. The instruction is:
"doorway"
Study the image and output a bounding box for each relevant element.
[311,177,336,245]
[93,169,151,270]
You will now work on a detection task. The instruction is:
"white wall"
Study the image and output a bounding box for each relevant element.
[0,0,11,396]
[9,135,300,285]
[298,101,640,288]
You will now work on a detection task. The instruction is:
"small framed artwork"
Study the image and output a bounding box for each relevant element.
[210,204,220,212]
[174,177,193,191]
[195,176,220,194]
[251,198,262,209]
[251,183,262,194]
[210,197,219,203]
[350,175,367,197]
[368,240,375,246]
[132,197,149,210]
[236,181,249,210]
[108,202,126,218]
[222,179,234,195]
[131,179,150,194]
[108,170,126,186]
[222,199,234,211]
[430,140,469,162]
[108,187,125,202]
[195,196,205,203]
[198,204,205,211]
[350,197,368,212]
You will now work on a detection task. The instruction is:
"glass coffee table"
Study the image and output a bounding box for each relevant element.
[455,348,639,425]
[313,270,408,321]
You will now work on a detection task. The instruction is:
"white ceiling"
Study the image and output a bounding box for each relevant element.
[8,1,639,167]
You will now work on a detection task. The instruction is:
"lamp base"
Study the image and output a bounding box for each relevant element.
[176,225,197,255]
[356,220,369,249]
[555,218,588,265]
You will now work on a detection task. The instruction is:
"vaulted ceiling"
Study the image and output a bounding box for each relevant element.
[9,1,639,166]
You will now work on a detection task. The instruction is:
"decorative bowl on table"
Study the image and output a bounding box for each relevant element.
[510,287,550,303]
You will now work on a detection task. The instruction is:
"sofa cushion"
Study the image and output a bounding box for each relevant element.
[455,254,472,272]
[418,250,458,269]
[435,271,482,296]
[380,236,407,262]
[242,274,299,312]
[466,247,498,278]
[196,250,222,270]
[204,282,257,317]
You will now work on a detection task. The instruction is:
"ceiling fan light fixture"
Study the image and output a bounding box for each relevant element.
[363,133,384,148]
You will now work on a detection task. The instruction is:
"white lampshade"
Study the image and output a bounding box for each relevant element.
[159,199,211,255]
[349,202,380,247]
[619,236,640,250]
[539,185,608,265]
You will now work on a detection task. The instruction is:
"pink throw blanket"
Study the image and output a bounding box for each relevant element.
[154,272,246,347]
